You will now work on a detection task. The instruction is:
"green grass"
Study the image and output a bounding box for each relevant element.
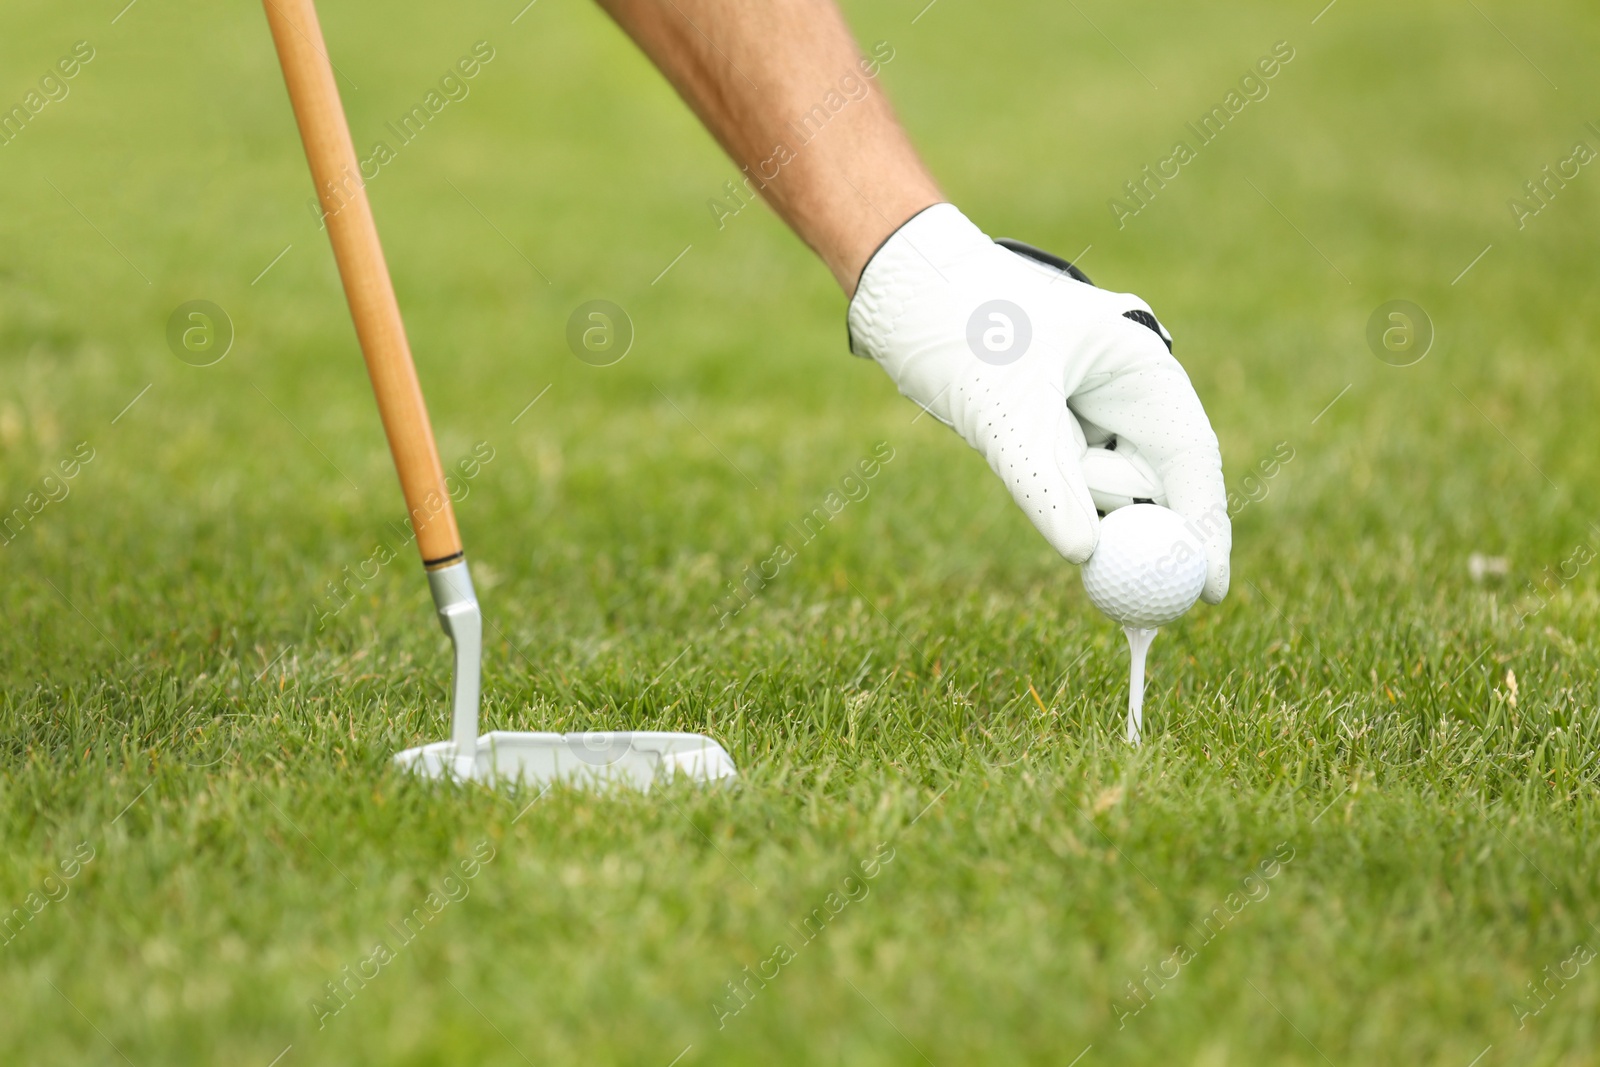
[4,0,1600,1062]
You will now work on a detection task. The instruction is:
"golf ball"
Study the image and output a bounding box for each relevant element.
[1081,504,1207,628]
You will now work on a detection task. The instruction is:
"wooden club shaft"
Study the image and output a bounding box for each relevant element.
[262,0,463,567]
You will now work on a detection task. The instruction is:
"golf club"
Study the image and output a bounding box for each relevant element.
[261,0,737,790]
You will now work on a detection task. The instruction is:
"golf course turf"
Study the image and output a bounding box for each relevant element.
[3,0,1599,1062]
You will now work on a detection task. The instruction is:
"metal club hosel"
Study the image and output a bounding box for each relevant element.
[426,558,482,776]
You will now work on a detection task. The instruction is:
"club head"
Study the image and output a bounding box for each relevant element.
[400,560,738,792]
[393,730,739,791]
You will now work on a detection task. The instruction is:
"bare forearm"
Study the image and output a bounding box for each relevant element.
[595,0,941,292]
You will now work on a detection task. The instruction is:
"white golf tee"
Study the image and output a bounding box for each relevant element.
[1123,626,1157,745]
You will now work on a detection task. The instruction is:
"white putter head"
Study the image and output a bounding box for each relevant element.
[392,560,739,791]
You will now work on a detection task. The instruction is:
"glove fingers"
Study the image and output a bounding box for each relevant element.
[978,381,1100,564]
[1157,446,1231,604]
[1069,341,1231,602]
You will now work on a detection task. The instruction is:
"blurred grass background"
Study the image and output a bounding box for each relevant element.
[1,0,1599,1063]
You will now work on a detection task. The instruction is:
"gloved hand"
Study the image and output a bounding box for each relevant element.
[848,203,1230,603]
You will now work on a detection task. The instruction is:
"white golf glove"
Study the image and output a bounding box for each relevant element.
[848,203,1230,603]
